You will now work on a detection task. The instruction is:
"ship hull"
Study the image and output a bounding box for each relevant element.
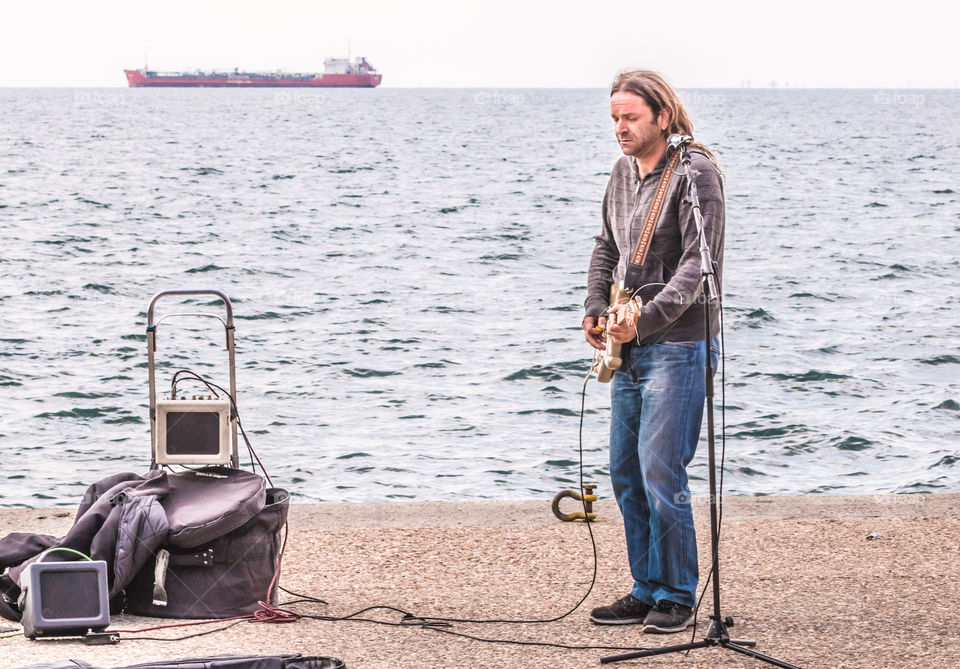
[124,69,382,88]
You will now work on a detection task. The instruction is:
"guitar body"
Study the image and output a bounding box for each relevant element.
[592,283,636,383]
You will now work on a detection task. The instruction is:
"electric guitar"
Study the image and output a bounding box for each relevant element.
[592,283,639,383]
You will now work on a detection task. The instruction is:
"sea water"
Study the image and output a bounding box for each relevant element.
[1,87,957,507]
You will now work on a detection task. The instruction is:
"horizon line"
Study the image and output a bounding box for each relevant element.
[2,84,958,90]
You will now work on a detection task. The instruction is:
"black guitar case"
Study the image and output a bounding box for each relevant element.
[14,655,345,669]
[124,468,289,618]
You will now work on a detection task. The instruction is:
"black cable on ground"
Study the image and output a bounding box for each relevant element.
[402,369,600,626]
[293,608,646,653]
[278,587,328,605]
[121,620,247,642]
[266,364,658,655]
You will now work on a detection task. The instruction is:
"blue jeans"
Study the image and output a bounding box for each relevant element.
[609,337,718,608]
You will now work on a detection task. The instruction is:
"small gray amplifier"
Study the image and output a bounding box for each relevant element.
[19,560,110,639]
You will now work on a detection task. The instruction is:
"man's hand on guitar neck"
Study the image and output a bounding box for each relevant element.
[606,301,639,344]
[583,315,607,351]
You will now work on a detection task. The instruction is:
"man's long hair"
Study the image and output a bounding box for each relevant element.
[611,69,720,171]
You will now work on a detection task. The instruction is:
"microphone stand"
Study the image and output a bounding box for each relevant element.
[601,146,800,668]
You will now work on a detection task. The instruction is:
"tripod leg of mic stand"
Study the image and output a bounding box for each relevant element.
[723,641,802,669]
[601,640,714,664]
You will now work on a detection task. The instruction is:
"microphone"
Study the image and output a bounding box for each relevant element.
[666,133,693,152]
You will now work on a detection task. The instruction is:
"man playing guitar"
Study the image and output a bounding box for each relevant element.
[582,69,724,634]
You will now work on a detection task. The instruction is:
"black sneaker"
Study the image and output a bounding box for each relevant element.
[589,594,652,625]
[642,599,695,633]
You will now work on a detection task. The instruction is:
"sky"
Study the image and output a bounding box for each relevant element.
[0,0,957,88]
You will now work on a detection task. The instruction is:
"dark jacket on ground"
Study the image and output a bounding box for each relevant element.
[0,471,168,606]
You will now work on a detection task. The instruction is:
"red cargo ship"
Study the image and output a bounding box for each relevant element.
[124,57,381,88]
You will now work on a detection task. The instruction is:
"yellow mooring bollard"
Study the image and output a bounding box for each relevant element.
[551,483,597,522]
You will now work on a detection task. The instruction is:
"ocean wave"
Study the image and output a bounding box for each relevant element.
[344,368,401,378]
[750,370,851,382]
[918,355,960,365]
[503,359,585,382]
[830,435,873,451]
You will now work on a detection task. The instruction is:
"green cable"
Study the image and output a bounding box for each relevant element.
[1,631,24,639]
[38,547,92,562]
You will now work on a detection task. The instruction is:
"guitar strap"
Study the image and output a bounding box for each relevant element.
[624,148,682,291]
